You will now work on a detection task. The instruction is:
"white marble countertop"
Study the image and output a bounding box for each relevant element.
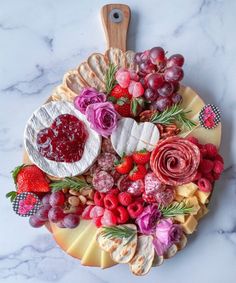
[0,0,235,282]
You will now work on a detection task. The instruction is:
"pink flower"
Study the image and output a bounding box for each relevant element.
[136,204,161,235]
[74,88,106,114]
[153,219,183,256]
[85,102,119,137]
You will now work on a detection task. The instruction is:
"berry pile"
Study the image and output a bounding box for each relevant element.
[134,47,184,112]
[187,137,224,192]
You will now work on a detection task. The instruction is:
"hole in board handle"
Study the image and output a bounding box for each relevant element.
[109,9,123,23]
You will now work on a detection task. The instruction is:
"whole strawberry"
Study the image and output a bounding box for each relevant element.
[128,165,147,181]
[115,155,133,175]
[109,85,132,117]
[132,149,151,165]
[13,164,50,194]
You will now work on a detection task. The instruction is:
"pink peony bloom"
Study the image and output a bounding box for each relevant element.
[74,88,106,114]
[136,204,161,235]
[85,102,119,137]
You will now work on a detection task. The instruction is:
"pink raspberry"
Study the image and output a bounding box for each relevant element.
[197,178,212,192]
[104,193,119,210]
[90,206,104,218]
[127,201,144,218]
[213,172,221,180]
[94,191,105,207]
[81,205,94,220]
[114,206,129,224]
[213,160,224,174]
[215,154,224,163]
[199,159,214,174]
[101,209,117,226]
[187,136,199,146]
[204,143,218,158]
[142,192,156,204]
[115,69,131,88]
[193,171,202,181]
[203,172,215,183]
[118,192,133,206]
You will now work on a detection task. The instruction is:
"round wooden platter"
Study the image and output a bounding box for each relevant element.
[22,3,222,270]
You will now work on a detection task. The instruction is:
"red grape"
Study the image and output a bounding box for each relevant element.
[140,50,150,62]
[171,93,182,104]
[149,47,165,64]
[166,54,184,68]
[151,97,172,111]
[139,77,147,88]
[147,73,164,90]
[56,220,66,228]
[63,214,80,229]
[139,61,156,74]
[134,52,142,64]
[48,206,64,223]
[42,193,51,205]
[164,66,184,83]
[29,215,45,228]
[36,205,50,221]
[157,82,174,97]
[144,88,158,102]
[172,82,180,92]
[49,191,65,207]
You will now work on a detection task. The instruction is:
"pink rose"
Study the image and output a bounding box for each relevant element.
[86,102,119,137]
[74,88,106,114]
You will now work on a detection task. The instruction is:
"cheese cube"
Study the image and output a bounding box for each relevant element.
[174,214,185,223]
[182,215,198,234]
[195,204,209,220]
[195,190,210,204]
[175,182,198,197]
[174,194,184,202]
[185,196,201,215]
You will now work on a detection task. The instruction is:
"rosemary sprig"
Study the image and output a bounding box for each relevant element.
[105,64,117,94]
[159,201,193,218]
[150,104,196,130]
[101,226,136,245]
[50,177,92,192]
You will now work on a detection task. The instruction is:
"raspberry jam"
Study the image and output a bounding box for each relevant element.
[36,114,88,162]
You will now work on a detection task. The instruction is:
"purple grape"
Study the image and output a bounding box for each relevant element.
[134,52,142,64]
[36,205,50,221]
[152,97,172,112]
[48,206,64,223]
[164,66,184,83]
[144,88,158,102]
[139,61,156,74]
[166,54,184,68]
[49,191,65,207]
[140,50,150,62]
[63,214,80,229]
[147,73,164,90]
[42,193,51,205]
[172,82,180,92]
[157,82,174,97]
[149,47,165,64]
[171,93,182,104]
[29,215,45,228]
[56,220,66,228]
[139,77,147,88]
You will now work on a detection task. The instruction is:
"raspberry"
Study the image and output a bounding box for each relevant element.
[142,192,156,204]
[82,205,94,220]
[127,201,144,218]
[203,172,214,183]
[90,206,104,218]
[115,206,129,224]
[104,194,118,210]
[118,192,133,206]
[204,143,218,158]
[101,209,117,226]
[199,159,214,174]
[213,172,220,180]
[197,178,212,192]
[74,205,84,215]
[215,154,224,163]
[94,191,105,207]
[200,147,208,158]
[187,136,199,146]
[93,216,102,228]
[109,187,120,195]
[213,160,224,174]
[193,171,202,181]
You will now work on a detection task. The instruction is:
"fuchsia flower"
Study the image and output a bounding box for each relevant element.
[74,88,106,114]
[153,219,183,256]
[85,102,119,137]
[136,204,161,235]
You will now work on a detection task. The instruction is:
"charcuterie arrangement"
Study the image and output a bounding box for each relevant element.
[6,46,224,276]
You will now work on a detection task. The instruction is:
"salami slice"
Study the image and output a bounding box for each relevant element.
[144,172,165,195]
[127,179,145,196]
[97,152,117,171]
[117,175,132,192]
[150,136,200,186]
[92,171,114,193]
[101,138,116,154]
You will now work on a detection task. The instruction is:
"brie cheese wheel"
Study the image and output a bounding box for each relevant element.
[111,118,160,156]
[24,101,101,178]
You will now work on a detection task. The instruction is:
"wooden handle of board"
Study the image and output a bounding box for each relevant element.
[101,4,131,51]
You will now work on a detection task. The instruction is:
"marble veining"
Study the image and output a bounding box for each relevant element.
[0,0,236,282]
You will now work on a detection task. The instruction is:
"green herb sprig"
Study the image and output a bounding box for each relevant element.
[151,104,196,130]
[6,191,17,202]
[101,225,136,245]
[159,201,193,218]
[50,177,92,192]
[105,64,117,94]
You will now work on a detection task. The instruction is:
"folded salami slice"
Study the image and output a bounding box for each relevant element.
[150,136,200,186]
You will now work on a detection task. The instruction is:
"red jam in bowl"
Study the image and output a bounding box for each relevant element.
[36,114,88,162]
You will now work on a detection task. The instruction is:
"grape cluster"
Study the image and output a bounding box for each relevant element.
[29,191,80,229]
[134,47,184,112]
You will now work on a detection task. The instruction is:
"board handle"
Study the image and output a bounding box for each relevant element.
[101,4,131,51]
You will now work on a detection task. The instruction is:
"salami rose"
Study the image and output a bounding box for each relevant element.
[150,136,200,186]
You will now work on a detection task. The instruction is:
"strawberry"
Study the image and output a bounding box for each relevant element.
[128,165,147,181]
[132,149,151,165]
[110,85,131,100]
[114,102,132,117]
[109,85,132,117]
[13,164,50,194]
[115,155,133,174]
